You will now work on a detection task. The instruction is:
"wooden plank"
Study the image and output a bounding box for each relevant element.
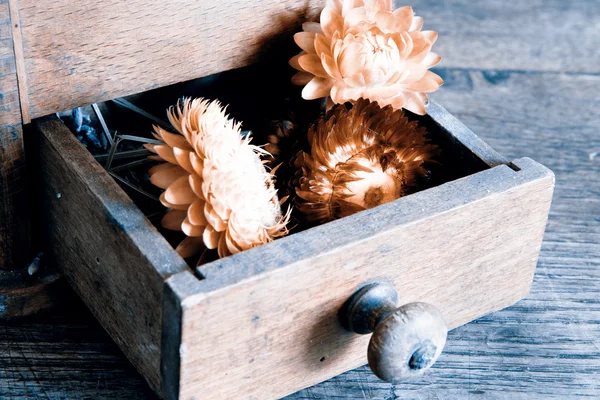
[0,297,158,399]
[163,158,553,400]
[402,0,600,74]
[16,0,321,118]
[30,116,190,394]
[0,0,29,270]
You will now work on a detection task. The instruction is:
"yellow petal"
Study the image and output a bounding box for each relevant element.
[188,199,208,226]
[165,175,197,205]
[161,209,186,231]
[175,236,205,258]
[150,165,188,189]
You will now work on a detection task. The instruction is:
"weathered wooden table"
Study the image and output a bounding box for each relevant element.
[1,0,598,398]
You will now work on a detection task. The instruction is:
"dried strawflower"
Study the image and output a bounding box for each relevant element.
[290,0,442,115]
[293,99,437,224]
[146,98,289,260]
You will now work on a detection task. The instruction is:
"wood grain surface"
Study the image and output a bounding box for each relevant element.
[16,0,321,119]
[0,0,30,270]
[164,157,553,400]
[0,0,598,399]
[30,117,190,394]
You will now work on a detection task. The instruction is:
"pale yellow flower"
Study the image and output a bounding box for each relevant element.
[290,0,442,115]
[146,98,289,260]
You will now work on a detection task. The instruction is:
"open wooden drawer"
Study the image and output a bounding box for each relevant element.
[29,99,554,399]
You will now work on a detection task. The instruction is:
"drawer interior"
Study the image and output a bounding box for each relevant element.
[49,60,507,271]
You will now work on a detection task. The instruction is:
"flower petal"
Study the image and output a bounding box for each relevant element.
[409,16,424,31]
[405,70,443,92]
[289,53,305,71]
[182,216,204,237]
[175,236,205,258]
[302,21,323,33]
[344,7,367,30]
[375,10,397,32]
[321,54,342,80]
[392,6,413,32]
[302,77,334,100]
[153,144,178,165]
[155,127,193,151]
[342,0,364,16]
[294,32,316,53]
[292,72,314,85]
[202,225,220,249]
[173,148,194,173]
[299,54,328,78]
[161,209,186,231]
[188,172,205,200]
[149,162,174,176]
[150,164,188,189]
[204,202,227,232]
[403,92,427,115]
[188,199,208,226]
[421,30,438,45]
[165,175,197,205]
[159,192,189,211]
[422,52,441,68]
[321,6,344,37]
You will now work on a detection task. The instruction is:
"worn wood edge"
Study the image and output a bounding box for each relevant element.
[32,116,190,280]
[161,276,185,400]
[33,115,192,394]
[426,100,515,169]
[7,0,28,123]
[177,157,552,300]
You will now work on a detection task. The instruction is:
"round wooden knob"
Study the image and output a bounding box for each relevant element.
[339,281,447,383]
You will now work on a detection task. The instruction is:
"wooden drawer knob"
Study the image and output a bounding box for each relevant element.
[339,281,447,383]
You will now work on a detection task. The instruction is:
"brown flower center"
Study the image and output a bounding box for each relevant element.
[363,185,385,208]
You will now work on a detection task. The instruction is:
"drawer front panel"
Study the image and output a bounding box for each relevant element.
[164,158,554,400]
